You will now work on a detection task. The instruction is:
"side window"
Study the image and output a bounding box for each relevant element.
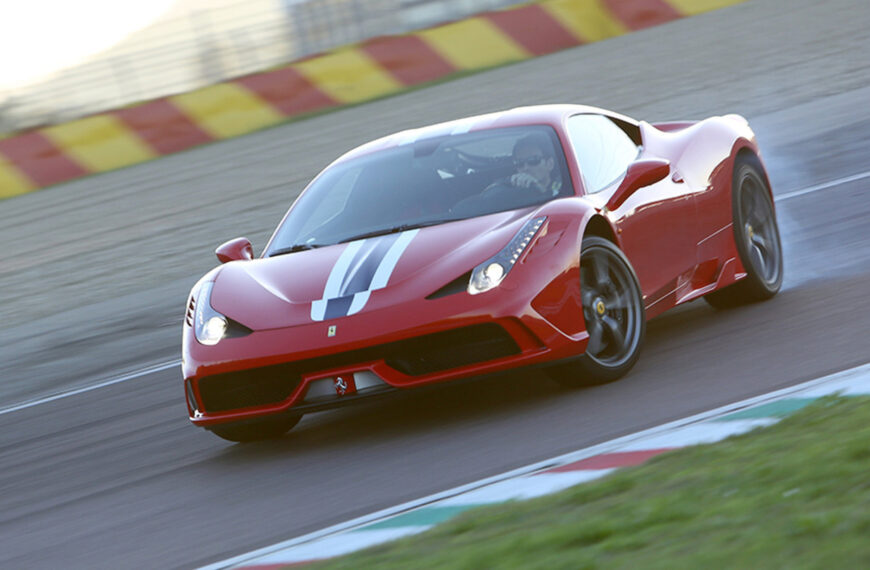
[566,114,639,193]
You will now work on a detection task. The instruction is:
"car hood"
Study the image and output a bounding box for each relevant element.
[210,209,538,330]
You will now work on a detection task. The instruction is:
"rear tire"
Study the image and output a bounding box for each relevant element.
[207,414,301,443]
[705,155,783,309]
[549,237,645,388]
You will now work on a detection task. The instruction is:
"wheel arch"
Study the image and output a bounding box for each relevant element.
[704,141,783,308]
[733,145,775,203]
[582,213,619,246]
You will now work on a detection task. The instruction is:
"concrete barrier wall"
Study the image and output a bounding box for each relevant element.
[0,0,743,199]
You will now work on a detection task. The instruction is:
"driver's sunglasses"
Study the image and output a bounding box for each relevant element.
[513,155,545,168]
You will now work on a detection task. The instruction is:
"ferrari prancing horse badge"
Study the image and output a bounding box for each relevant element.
[334,376,348,396]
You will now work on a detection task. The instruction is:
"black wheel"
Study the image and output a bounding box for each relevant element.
[549,236,646,387]
[207,414,301,443]
[705,155,783,309]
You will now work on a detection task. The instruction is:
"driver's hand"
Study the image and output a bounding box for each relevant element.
[510,173,545,192]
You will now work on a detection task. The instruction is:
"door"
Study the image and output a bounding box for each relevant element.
[566,114,698,309]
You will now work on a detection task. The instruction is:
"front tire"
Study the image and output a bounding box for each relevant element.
[549,236,646,387]
[705,155,783,309]
[207,414,301,443]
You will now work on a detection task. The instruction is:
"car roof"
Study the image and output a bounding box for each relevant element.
[334,104,637,164]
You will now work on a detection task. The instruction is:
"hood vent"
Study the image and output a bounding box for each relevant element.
[426,271,472,300]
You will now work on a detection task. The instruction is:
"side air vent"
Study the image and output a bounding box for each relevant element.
[185,296,195,327]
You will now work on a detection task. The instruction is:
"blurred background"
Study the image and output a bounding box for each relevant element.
[0,0,526,133]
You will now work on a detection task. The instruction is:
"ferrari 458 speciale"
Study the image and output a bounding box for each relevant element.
[182,104,783,442]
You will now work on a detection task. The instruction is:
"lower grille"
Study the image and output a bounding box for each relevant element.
[384,324,520,376]
[198,323,520,413]
[199,367,303,413]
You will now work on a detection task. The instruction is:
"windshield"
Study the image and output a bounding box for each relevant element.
[266,125,573,255]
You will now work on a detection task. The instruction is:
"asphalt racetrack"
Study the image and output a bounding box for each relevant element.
[2,0,869,567]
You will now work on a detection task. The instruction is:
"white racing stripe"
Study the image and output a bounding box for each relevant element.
[311,239,365,321]
[312,229,419,320]
[370,228,419,289]
[4,170,867,414]
[347,290,371,315]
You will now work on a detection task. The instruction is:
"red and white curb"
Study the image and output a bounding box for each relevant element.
[203,362,870,569]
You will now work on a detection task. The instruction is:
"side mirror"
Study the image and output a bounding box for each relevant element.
[215,237,254,263]
[605,158,671,211]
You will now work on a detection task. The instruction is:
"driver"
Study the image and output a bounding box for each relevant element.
[508,133,562,196]
[450,131,564,216]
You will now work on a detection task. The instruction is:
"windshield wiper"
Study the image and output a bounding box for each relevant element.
[268,243,325,257]
[338,219,463,244]
[271,219,466,254]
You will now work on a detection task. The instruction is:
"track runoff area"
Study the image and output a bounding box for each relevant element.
[210,362,870,568]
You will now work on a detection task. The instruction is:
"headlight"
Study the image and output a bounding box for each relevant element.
[468,216,546,295]
[193,282,228,345]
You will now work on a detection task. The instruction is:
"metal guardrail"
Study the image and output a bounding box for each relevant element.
[0,0,525,134]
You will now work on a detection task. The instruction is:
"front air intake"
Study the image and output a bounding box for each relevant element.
[196,323,520,412]
[384,323,519,376]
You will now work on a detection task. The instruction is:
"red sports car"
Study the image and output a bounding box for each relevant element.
[182,104,783,442]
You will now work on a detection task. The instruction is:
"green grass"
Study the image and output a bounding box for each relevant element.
[312,396,870,569]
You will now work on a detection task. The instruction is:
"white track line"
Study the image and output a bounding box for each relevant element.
[5,168,868,415]
[0,360,179,416]
[775,170,870,202]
